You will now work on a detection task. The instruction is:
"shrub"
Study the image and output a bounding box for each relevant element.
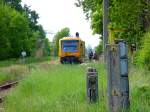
[136,31,150,69]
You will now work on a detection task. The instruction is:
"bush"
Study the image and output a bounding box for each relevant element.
[136,31,150,69]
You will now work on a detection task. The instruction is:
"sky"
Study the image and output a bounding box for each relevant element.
[21,0,100,48]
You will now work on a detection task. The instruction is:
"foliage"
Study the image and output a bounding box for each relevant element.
[4,0,22,11]
[53,27,70,56]
[77,0,150,66]
[22,5,46,39]
[0,0,46,60]
[4,0,46,39]
[43,38,51,56]
[91,9,103,36]
[0,2,30,59]
[135,31,150,69]
[108,0,146,42]
[76,0,150,42]
[95,41,103,55]
[75,0,102,34]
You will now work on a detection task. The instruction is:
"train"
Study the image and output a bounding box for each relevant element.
[58,36,85,64]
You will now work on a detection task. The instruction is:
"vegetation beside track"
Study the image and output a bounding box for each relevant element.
[4,63,107,112]
[2,62,150,112]
[0,56,50,67]
[0,65,28,85]
[129,65,150,112]
[0,56,50,85]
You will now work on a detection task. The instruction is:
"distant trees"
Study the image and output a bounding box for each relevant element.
[0,0,47,60]
[0,1,30,59]
[95,41,103,55]
[53,27,70,56]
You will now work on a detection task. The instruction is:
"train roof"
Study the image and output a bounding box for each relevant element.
[60,37,83,41]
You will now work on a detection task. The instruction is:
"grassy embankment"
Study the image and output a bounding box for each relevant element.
[0,56,50,85]
[3,62,150,112]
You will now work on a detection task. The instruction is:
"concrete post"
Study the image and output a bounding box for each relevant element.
[106,40,130,112]
[103,0,109,60]
[86,67,98,103]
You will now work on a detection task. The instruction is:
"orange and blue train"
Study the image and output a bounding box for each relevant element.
[58,37,85,64]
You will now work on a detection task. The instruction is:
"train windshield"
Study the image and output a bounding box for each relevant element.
[62,40,78,52]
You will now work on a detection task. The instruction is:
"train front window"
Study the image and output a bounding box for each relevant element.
[62,40,78,52]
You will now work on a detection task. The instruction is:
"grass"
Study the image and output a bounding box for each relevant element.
[0,56,50,84]
[4,62,108,112]
[0,58,17,67]
[129,65,150,112]
[0,65,29,84]
[0,56,50,67]
[3,62,150,112]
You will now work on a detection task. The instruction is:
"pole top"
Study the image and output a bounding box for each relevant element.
[87,67,97,72]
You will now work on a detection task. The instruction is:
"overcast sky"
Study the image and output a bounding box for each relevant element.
[22,0,100,48]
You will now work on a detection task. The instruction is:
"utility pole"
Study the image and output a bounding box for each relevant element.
[103,0,109,60]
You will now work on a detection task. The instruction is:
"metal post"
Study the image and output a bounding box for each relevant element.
[116,40,130,110]
[106,40,130,112]
[86,67,98,103]
[103,0,109,60]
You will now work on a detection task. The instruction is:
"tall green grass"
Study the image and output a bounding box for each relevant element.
[0,65,29,84]
[0,56,50,67]
[135,31,150,69]
[129,65,150,112]
[4,63,108,112]
[0,56,50,84]
[4,63,150,112]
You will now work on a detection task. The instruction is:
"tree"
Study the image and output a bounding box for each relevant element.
[4,0,22,12]
[22,5,46,44]
[4,0,46,40]
[0,0,46,60]
[77,0,150,66]
[23,5,39,30]
[53,27,70,56]
[75,0,103,34]
[76,0,150,43]
[43,38,51,56]
[9,10,30,57]
[0,1,31,59]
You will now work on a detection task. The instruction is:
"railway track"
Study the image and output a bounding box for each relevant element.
[0,81,18,91]
[0,81,19,103]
